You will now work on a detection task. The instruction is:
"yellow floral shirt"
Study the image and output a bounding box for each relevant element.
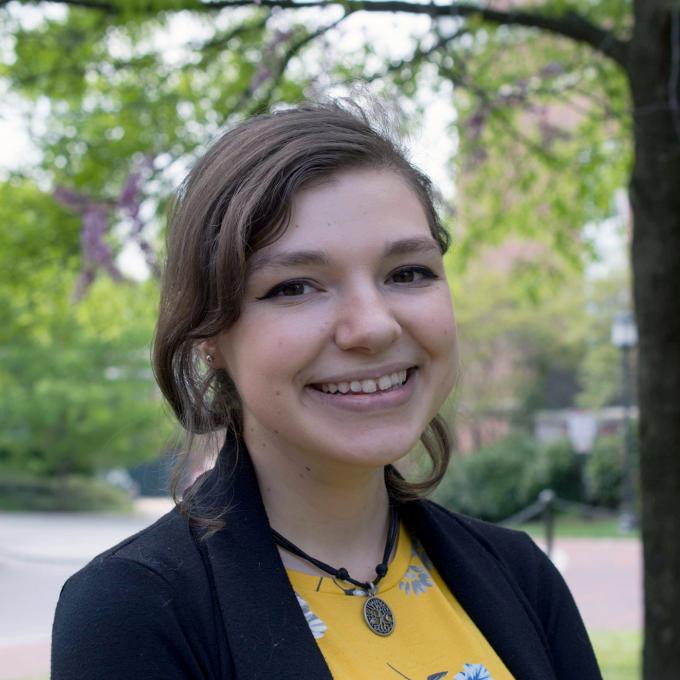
[286,523,516,680]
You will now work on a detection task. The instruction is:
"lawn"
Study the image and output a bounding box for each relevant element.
[511,516,640,540]
[591,630,642,680]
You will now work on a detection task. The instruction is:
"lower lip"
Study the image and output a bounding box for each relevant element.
[305,369,417,413]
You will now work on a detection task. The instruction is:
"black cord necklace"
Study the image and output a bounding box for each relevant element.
[271,506,398,636]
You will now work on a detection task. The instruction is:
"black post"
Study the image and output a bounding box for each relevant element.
[539,489,555,559]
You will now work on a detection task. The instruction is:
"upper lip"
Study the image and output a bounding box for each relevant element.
[309,363,416,385]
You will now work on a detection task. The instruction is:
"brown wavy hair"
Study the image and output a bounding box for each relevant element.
[153,100,453,532]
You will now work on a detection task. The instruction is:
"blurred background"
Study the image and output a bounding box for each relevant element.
[0,1,654,678]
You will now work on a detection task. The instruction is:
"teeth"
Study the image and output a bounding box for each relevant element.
[361,379,377,393]
[318,369,410,395]
[377,375,392,390]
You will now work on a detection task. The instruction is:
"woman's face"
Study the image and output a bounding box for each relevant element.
[212,168,457,470]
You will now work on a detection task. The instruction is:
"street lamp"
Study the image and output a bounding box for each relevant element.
[611,310,638,531]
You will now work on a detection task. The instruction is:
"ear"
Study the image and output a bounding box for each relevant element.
[196,338,225,369]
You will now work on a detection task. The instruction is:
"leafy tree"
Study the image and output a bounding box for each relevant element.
[576,268,632,409]
[2,0,679,675]
[450,249,630,441]
[0,178,172,476]
[450,250,587,435]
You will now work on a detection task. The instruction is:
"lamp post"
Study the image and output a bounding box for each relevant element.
[611,310,638,531]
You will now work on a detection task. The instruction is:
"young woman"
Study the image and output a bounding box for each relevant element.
[52,102,601,680]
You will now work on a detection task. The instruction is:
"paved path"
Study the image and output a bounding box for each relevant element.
[0,499,173,680]
[537,538,642,632]
[0,504,641,680]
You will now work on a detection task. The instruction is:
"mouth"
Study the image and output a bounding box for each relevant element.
[309,367,417,396]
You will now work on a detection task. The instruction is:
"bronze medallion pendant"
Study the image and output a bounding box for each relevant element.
[362,596,395,636]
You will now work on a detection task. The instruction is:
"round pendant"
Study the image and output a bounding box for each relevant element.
[362,596,395,636]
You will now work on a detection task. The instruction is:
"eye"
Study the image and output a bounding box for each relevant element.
[257,279,317,300]
[388,266,438,285]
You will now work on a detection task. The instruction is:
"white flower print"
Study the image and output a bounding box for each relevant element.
[454,663,493,680]
[294,592,327,640]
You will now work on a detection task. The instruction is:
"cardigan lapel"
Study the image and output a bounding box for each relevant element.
[400,500,557,680]
[194,437,333,680]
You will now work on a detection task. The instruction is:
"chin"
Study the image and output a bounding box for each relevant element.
[318,430,421,470]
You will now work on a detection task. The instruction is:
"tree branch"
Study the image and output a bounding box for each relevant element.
[447,4,628,68]
[239,13,351,116]
[440,59,563,167]
[42,0,118,10]
[191,14,269,56]
[363,27,466,83]
[203,1,630,69]
[23,0,628,68]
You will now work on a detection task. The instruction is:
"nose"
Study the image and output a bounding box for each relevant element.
[333,285,401,353]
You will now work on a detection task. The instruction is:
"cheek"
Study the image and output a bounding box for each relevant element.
[221,314,326,393]
[414,292,457,353]
[417,295,459,395]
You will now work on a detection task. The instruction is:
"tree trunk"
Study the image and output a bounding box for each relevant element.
[629,2,680,677]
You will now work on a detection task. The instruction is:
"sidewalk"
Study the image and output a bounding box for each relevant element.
[0,498,173,680]
[0,503,641,680]
[537,537,642,631]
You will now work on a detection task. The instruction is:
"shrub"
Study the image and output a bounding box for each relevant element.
[0,472,133,512]
[584,429,638,509]
[433,434,583,522]
[433,433,537,521]
[520,439,583,504]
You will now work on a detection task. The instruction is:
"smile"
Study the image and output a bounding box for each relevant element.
[311,368,415,395]
[306,368,418,413]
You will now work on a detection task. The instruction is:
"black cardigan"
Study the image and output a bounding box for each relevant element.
[52,440,602,680]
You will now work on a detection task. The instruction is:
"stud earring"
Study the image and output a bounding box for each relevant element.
[205,354,214,365]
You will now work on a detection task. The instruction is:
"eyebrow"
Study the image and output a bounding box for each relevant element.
[247,237,441,275]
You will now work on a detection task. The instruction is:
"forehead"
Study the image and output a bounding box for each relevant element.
[252,169,433,266]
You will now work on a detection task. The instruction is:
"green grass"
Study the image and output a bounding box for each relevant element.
[511,516,640,540]
[591,630,642,680]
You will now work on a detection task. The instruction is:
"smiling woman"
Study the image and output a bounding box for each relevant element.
[51,101,601,680]
[208,169,457,483]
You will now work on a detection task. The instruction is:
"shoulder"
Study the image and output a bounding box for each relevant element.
[411,499,569,614]
[414,499,539,561]
[62,507,207,595]
[96,506,198,565]
[56,507,211,612]
[414,500,601,676]
[52,508,220,679]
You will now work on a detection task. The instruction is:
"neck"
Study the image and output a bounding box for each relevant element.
[245,431,392,583]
